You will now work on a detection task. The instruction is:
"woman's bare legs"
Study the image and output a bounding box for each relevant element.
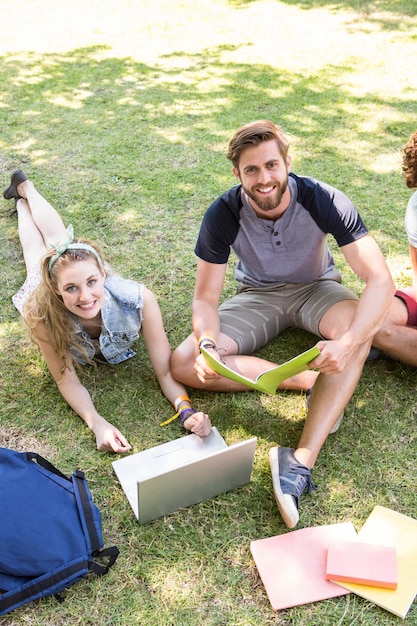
[15,179,67,272]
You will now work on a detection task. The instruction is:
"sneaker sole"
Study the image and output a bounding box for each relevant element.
[269,446,299,529]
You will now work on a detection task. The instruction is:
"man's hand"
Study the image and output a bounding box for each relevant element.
[311,339,353,375]
[194,350,222,384]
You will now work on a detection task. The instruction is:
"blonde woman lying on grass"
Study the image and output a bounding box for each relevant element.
[3,169,212,452]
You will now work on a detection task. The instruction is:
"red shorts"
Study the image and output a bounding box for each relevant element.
[395,287,417,327]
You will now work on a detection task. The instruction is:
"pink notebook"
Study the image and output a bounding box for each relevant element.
[250,522,356,610]
[326,539,398,589]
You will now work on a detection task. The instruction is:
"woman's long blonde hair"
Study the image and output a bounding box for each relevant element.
[24,239,107,372]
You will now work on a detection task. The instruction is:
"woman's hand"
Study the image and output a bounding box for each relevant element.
[182,411,212,437]
[92,416,132,453]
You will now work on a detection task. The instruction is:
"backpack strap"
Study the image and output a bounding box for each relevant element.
[89,547,120,576]
[73,470,119,576]
[26,452,70,481]
[73,470,101,551]
[0,559,91,615]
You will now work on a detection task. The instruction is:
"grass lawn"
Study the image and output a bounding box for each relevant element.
[0,1,417,624]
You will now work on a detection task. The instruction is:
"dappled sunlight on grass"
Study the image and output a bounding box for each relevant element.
[0,0,414,99]
[0,1,416,624]
[386,254,413,286]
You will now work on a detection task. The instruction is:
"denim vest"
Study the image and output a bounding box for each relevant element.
[70,274,144,365]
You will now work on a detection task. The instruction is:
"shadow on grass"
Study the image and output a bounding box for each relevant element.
[1,39,416,419]
[1,44,414,255]
[227,0,417,21]
[0,16,416,623]
[1,41,416,364]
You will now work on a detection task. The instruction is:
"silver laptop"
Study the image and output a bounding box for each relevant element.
[112,427,257,524]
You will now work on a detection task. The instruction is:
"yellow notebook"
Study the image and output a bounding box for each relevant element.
[334,506,417,618]
[200,345,320,395]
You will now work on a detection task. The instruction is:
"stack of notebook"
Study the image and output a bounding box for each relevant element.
[250,506,417,618]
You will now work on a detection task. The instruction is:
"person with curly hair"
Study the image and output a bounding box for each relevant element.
[372,129,417,365]
[3,170,211,452]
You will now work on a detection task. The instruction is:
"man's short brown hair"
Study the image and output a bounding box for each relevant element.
[227,120,289,169]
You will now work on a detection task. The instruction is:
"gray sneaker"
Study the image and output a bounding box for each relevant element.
[365,347,382,362]
[269,446,317,529]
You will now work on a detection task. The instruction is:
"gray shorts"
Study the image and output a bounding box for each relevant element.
[218,280,358,354]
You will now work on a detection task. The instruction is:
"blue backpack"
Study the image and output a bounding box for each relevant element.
[0,447,119,616]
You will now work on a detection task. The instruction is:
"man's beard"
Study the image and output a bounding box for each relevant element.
[244,177,288,213]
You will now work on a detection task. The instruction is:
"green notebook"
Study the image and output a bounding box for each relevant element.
[200,345,320,395]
